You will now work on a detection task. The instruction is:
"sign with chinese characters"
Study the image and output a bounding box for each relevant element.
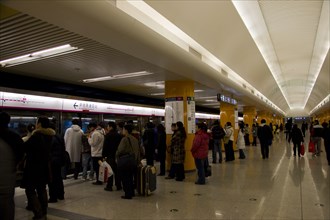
[165,97,184,134]
[1,92,62,110]
[217,94,237,105]
[187,97,196,134]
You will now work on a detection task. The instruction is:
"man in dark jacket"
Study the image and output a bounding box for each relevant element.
[103,122,122,191]
[322,121,330,165]
[23,116,55,220]
[257,119,273,159]
[142,122,156,166]
[0,112,24,220]
[211,120,225,163]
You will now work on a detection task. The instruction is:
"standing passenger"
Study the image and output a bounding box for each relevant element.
[156,124,166,176]
[169,121,186,181]
[23,116,55,220]
[257,119,273,159]
[252,124,258,146]
[211,120,225,164]
[191,123,209,185]
[88,122,105,185]
[0,112,24,220]
[322,121,330,166]
[64,119,83,180]
[22,123,35,142]
[165,123,177,179]
[116,124,140,199]
[142,122,156,166]
[48,123,65,203]
[291,124,304,157]
[81,124,94,180]
[237,123,246,159]
[103,122,122,191]
[311,120,324,157]
[224,122,235,162]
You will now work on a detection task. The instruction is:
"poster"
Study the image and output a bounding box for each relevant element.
[187,97,196,134]
[165,97,184,134]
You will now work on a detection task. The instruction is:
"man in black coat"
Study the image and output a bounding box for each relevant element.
[103,122,122,191]
[257,119,273,159]
[23,116,55,220]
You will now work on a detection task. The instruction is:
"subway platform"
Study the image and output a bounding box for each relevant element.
[14,134,329,220]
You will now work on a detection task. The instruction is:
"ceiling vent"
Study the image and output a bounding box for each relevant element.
[242,84,247,89]
[222,70,228,77]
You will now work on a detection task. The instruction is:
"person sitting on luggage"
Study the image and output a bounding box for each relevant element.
[191,123,209,185]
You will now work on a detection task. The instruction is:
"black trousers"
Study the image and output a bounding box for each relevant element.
[48,163,64,200]
[224,141,235,161]
[92,157,103,183]
[260,143,269,159]
[26,184,48,219]
[106,158,121,189]
[120,166,136,198]
[169,163,185,180]
[158,152,166,175]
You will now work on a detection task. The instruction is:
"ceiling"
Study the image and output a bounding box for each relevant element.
[0,1,329,117]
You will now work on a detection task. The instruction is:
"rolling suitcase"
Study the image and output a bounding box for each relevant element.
[137,165,157,196]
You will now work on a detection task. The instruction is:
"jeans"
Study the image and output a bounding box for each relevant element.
[82,153,94,179]
[194,158,205,184]
[312,137,322,155]
[212,139,222,163]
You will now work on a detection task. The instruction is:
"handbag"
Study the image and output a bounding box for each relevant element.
[308,141,315,153]
[300,143,305,156]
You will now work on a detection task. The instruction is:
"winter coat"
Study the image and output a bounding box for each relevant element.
[312,124,323,137]
[170,130,186,164]
[225,126,234,141]
[237,130,246,149]
[191,130,209,159]
[0,138,16,194]
[116,135,141,164]
[50,134,65,167]
[142,128,156,158]
[156,130,166,160]
[291,127,304,144]
[257,124,273,145]
[89,128,105,157]
[64,125,83,162]
[22,128,55,187]
[102,130,122,159]
[211,125,225,140]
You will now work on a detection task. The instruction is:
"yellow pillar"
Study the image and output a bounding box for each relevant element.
[165,81,195,171]
[243,106,256,143]
[220,102,238,150]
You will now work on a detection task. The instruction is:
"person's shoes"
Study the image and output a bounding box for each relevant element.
[57,196,64,200]
[33,215,47,220]
[212,161,216,164]
[116,186,122,191]
[104,187,113,191]
[121,196,132,199]
[175,178,184,181]
[219,160,222,163]
[165,176,174,179]
[157,173,165,176]
[195,181,205,185]
[92,181,103,185]
[48,198,57,203]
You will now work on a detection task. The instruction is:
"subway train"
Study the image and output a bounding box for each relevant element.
[0,90,219,136]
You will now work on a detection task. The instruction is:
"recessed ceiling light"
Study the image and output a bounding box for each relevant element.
[82,71,153,83]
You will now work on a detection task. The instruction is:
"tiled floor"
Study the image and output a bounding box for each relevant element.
[14,133,329,220]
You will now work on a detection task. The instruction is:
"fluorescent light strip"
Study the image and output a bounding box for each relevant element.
[232,1,291,109]
[0,44,82,67]
[82,71,153,83]
[302,0,330,108]
[115,0,286,116]
[309,94,330,115]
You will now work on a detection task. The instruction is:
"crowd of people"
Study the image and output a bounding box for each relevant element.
[1,110,330,220]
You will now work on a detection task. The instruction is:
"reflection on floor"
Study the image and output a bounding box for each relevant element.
[15,134,329,220]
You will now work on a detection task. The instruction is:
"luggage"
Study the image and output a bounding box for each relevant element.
[137,165,157,196]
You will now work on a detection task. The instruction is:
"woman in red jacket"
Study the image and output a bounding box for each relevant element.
[191,123,209,185]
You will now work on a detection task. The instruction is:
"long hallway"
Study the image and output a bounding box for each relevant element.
[14,134,329,220]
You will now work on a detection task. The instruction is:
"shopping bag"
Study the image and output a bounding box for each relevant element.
[308,141,315,153]
[300,144,305,156]
[98,160,113,183]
